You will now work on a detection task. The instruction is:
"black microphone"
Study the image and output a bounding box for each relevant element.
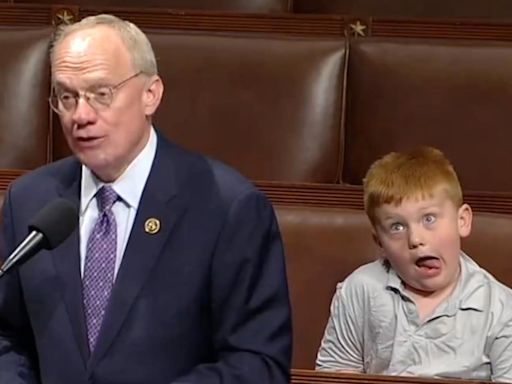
[0,198,78,277]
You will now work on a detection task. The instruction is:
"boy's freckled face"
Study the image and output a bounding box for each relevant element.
[373,186,472,297]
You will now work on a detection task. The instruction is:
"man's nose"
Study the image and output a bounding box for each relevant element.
[71,97,97,126]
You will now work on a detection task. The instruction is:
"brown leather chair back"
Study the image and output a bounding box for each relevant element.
[276,205,378,368]
[342,37,512,192]
[149,31,345,182]
[463,211,512,286]
[0,27,52,169]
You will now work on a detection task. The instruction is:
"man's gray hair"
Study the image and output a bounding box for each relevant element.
[51,14,158,76]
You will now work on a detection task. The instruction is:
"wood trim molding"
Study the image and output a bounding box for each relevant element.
[0,3,52,26]
[0,171,510,215]
[0,3,346,36]
[2,3,512,41]
[77,6,345,36]
[291,369,491,384]
[255,181,512,215]
[371,18,512,41]
[1,172,510,215]
[0,169,25,190]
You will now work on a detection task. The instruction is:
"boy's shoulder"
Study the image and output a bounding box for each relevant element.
[332,260,398,319]
[336,259,391,296]
[463,253,511,289]
[460,253,512,314]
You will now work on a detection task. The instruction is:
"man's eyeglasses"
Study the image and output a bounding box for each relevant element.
[49,71,143,115]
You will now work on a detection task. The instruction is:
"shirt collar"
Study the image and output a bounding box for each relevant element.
[386,261,403,293]
[385,252,486,313]
[455,252,487,311]
[80,127,158,215]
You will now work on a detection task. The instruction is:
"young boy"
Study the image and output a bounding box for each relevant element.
[316,147,512,381]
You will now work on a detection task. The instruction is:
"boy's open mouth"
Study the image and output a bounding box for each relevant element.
[415,256,441,270]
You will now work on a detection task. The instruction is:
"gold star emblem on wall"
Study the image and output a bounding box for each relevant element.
[54,9,75,26]
[349,20,367,37]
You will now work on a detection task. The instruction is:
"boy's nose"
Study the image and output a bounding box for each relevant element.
[407,226,425,249]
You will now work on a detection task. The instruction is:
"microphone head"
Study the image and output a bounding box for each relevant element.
[28,198,79,250]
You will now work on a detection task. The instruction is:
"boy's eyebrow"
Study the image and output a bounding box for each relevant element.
[378,213,402,222]
[416,202,442,211]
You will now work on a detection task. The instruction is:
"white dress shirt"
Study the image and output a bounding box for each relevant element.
[79,128,157,279]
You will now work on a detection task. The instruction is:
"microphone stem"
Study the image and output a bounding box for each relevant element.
[0,231,44,277]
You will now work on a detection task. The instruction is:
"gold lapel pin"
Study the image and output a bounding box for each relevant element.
[144,218,161,234]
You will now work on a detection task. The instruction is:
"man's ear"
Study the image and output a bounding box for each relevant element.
[458,203,473,238]
[143,75,164,116]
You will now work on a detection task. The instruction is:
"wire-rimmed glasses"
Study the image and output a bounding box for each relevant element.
[49,71,143,115]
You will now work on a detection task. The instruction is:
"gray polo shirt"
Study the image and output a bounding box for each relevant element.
[316,253,512,382]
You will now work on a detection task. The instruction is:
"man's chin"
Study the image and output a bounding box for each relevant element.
[79,156,110,176]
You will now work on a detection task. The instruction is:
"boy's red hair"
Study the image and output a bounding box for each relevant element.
[364,147,463,225]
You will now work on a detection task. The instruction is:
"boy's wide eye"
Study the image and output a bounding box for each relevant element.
[389,222,405,233]
[423,214,436,224]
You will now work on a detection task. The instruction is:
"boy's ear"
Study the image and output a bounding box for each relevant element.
[372,230,387,260]
[372,230,382,248]
[458,203,473,238]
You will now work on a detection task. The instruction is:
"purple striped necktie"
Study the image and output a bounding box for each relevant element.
[83,185,118,353]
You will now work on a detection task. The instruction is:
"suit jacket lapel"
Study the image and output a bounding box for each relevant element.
[87,139,186,371]
[52,159,90,366]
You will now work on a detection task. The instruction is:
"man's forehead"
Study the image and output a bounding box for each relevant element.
[57,26,120,54]
[66,34,93,55]
[52,28,131,75]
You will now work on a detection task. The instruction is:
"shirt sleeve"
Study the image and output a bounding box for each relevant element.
[489,315,512,382]
[315,280,365,372]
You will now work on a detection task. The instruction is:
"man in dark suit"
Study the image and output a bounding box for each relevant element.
[0,14,292,384]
